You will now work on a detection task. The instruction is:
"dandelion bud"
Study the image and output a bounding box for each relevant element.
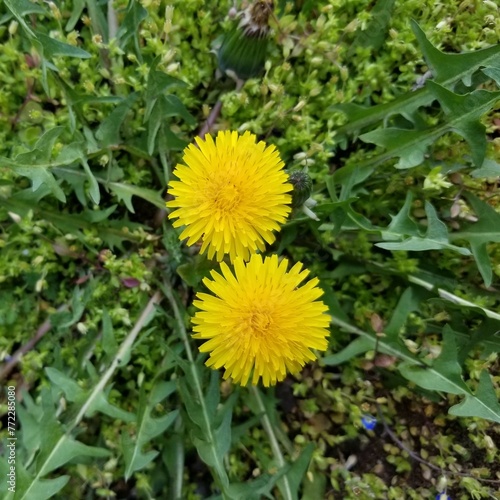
[218,1,274,80]
[288,170,313,208]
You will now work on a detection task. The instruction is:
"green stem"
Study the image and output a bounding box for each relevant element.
[407,274,500,321]
[162,282,195,364]
[367,260,500,321]
[73,291,162,426]
[162,280,230,496]
[250,385,293,500]
[19,291,162,500]
[171,416,185,500]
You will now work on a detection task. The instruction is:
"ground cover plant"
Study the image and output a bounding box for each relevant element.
[0,0,500,499]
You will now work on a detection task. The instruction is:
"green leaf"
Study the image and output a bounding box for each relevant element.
[360,126,441,169]
[407,270,500,321]
[323,336,375,366]
[16,390,110,499]
[4,0,46,16]
[122,434,158,480]
[359,83,500,169]
[284,443,315,500]
[45,367,84,401]
[1,193,145,250]
[162,432,184,500]
[49,286,91,330]
[399,325,471,395]
[108,181,165,212]
[96,94,139,147]
[123,381,178,479]
[350,0,395,51]
[426,81,500,167]
[177,368,231,490]
[324,288,422,365]
[3,136,96,205]
[302,467,327,500]
[193,410,233,469]
[55,161,166,211]
[449,371,500,423]
[117,0,148,53]
[41,436,110,475]
[81,158,100,205]
[413,20,500,87]
[461,319,500,359]
[159,127,190,152]
[34,33,91,60]
[379,191,419,240]
[65,0,85,31]
[178,377,206,430]
[320,284,351,324]
[482,66,500,87]
[45,366,135,422]
[0,128,68,201]
[331,91,431,143]
[14,467,69,500]
[226,467,290,500]
[3,0,46,37]
[89,391,136,422]
[215,393,238,458]
[384,286,428,336]
[147,94,195,155]
[102,309,119,357]
[377,201,471,255]
[176,255,213,287]
[85,0,109,42]
[449,193,500,286]
[145,69,187,118]
[471,158,500,178]
[323,167,375,235]
[332,20,500,139]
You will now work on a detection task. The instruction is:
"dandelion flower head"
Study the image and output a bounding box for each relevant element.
[192,254,331,386]
[166,131,292,262]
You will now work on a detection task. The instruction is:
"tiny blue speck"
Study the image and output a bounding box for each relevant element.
[361,415,377,431]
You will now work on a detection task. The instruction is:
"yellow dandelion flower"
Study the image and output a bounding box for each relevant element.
[192,254,331,387]
[166,131,292,262]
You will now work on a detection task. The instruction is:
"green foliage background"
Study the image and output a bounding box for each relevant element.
[0,0,500,499]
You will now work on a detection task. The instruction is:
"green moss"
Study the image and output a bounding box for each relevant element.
[1,1,499,498]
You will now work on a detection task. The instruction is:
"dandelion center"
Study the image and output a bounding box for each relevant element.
[210,181,242,215]
[247,309,273,336]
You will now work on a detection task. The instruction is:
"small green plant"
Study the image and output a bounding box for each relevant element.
[1,1,499,499]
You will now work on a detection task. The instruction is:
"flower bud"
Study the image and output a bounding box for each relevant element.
[218,1,274,80]
[288,170,313,208]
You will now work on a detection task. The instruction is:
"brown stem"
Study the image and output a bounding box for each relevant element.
[198,100,224,139]
[377,403,500,484]
[198,78,244,138]
[0,304,68,381]
[10,78,35,129]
